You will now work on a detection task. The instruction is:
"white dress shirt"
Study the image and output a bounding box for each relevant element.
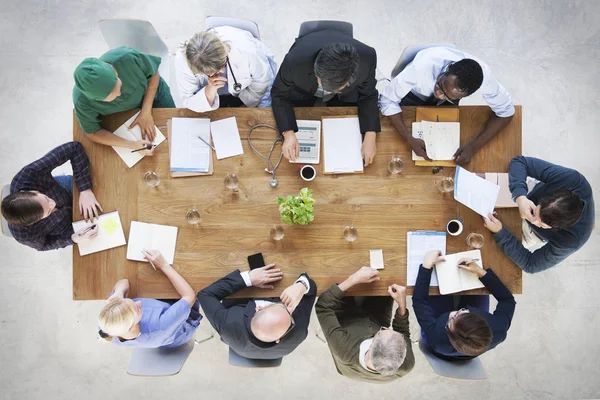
[379,47,514,118]
[175,26,277,112]
[240,271,310,294]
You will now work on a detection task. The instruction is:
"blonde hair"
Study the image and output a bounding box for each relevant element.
[98,298,138,340]
[184,31,230,76]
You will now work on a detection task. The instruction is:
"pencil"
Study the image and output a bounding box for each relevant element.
[196,136,215,150]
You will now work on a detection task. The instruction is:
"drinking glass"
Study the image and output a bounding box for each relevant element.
[143,171,160,187]
[186,209,201,225]
[388,157,404,174]
[466,233,484,249]
[270,224,285,241]
[343,225,358,242]
[436,177,454,193]
[224,173,239,190]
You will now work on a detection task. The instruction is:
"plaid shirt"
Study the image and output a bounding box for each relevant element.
[9,141,92,251]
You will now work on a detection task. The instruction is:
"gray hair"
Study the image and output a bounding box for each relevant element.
[314,43,360,92]
[370,332,407,376]
[184,31,230,76]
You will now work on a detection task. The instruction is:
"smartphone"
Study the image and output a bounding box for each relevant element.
[248,253,266,270]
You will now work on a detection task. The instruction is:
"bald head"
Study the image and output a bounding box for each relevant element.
[250,305,292,343]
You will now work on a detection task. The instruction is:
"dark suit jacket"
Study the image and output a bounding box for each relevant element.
[197,270,317,359]
[271,29,380,134]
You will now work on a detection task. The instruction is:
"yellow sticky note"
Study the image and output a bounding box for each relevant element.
[101,217,120,235]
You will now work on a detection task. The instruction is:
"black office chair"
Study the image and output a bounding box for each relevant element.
[298,20,353,38]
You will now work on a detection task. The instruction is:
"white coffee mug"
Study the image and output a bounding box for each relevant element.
[300,165,316,182]
[446,219,463,236]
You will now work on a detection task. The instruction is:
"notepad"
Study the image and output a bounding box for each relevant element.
[72,211,126,256]
[210,117,244,159]
[454,167,500,217]
[170,118,211,172]
[407,231,446,286]
[126,221,178,264]
[370,249,385,270]
[412,121,460,161]
[112,111,166,168]
[435,250,485,295]
[322,116,363,174]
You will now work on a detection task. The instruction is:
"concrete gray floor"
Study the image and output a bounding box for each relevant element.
[0,1,599,399]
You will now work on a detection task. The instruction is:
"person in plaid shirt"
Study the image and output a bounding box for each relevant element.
[1,141,102,251]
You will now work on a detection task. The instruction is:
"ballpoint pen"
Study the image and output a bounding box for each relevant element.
[131,144,155,153]
[142,249,157,270]
[196,136,215,151]
[459,258,480,266]
[78,224,97,236]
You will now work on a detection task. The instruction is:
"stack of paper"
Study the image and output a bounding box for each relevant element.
[126,221,178,264]
[406,231,447,286]
[210,117,244,160]
[322,117,363,174]
[435,250,485,295]
[411,121,460,161]
[112,111,166,168]
[485,173,517,208]
[72,211,127,256]
[171,118,211,173]
[454,167,500,217]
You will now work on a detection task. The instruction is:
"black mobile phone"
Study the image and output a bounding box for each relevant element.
[248,253,266,270]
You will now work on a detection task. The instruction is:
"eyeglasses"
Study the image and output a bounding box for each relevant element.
[262,303,296,339]
[445,308,469,332]
[434,69,460,104]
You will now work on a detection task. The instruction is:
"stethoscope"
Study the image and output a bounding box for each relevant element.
[226,58,242,94]
[247,124,284,188]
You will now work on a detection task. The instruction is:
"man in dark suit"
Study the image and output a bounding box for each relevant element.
[271,29,380,167]
[198,263,317,359]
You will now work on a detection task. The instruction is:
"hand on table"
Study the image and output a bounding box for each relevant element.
[249,263,284,289]
[142,249,170,271]
[351,266,381,285]
[282,131,299,161]
[130,110,156,142]
[457,258,487,278]
[132,139,155,156]
[453,143,474,165]
[483,212,503,233]
[280,282,305,313]
[409,137,432,161]
[72,224,99,243]
[423,249,445,269]
[361,132,377,167]
[79,189,102,222]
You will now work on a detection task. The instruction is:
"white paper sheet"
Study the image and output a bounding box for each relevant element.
[170,118,211,172]
[406,231,446,286]
[454,166,500,217]
[322,117,363,174]
[435,250,484,295]
[210,117,244,160]
[72,211,126,256]
[126,221,178,264]
[412,121,460,161]
[111,111,166,168]
[370,249,385,270]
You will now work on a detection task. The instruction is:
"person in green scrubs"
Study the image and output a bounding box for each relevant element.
[73,46,175,153]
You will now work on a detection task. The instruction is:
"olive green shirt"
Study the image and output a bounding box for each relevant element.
[73,46,163,134]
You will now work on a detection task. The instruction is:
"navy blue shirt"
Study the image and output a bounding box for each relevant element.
[412,266,516,360]
[493,156,595,273]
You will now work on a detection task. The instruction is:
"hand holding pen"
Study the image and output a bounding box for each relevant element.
[457,257,487,278]
[131,139,156,156]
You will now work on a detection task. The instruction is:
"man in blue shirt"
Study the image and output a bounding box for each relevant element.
[483,156,595,273]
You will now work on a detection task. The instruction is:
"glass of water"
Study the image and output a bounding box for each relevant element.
[270,224,285,241]
[186,209,201,225]
[343,225,358,242]
[224,173,239,190]
[388,157,404,174]
[466,233,484,249]
[143,171,160,187]
[436,177,454,193]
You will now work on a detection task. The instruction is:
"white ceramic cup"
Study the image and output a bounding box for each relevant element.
[300,165,316,182]
[446,219,463,236]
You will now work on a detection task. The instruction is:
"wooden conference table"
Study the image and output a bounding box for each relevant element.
[72,106,522,300]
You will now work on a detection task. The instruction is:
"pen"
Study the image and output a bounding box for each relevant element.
[142,249,156,270]
[459,258,480,266]
[131,144,154,153]
[196,136,215,151]
[78,224,97,236]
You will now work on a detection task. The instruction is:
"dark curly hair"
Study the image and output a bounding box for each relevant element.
[447,59,484,95]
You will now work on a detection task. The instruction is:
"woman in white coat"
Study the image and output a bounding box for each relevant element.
[175,26,277,111]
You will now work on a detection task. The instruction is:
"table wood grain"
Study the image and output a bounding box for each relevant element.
[73,106,522,299]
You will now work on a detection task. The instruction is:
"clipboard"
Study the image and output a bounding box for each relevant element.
[321,115,364,175]
[414,107,459,167]
[167,119,214,178]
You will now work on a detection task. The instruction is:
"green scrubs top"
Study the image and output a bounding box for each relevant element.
[73,46,175,134]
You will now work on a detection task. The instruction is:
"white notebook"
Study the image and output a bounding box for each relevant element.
[210,117,244,160]
[412,121,460,161]
[322,117,363,174]
[406,231,447,286]
[454,167,500,217]
[170,117,211,172]
[111,111,166,168]
[72,211,126,256]
[126,221,178,264]
[435,250,485,295]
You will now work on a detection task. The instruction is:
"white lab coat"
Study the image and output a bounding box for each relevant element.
[175,26,277,112]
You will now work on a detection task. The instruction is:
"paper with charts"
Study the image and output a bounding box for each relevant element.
[126,221,178,264]
[406,231,446,286]
[111,111,166,168]
[454,166,500,217]
[411,121,460,161]
[322,117,363,174]
[170,117,211,172]
[435,249,485,295]
[210,117,244,160]
[72,211,126,256]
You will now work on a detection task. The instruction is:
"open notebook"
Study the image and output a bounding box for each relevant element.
[435,250,485,295]
[72,211,126,256]
[412,121,460,161]
[126,221,178,264]
[112,111,166,168]
[322,116,363,174]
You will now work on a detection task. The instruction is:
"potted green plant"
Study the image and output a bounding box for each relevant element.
[276,188,315,225]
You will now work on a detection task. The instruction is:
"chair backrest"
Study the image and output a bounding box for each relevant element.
[127,339,195,376]
[298,20,353,38]
[391,42,457,78]
[228,347,282,368]
[418,340,487,380]
[1,184,12,238]
[204,16,260,39]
